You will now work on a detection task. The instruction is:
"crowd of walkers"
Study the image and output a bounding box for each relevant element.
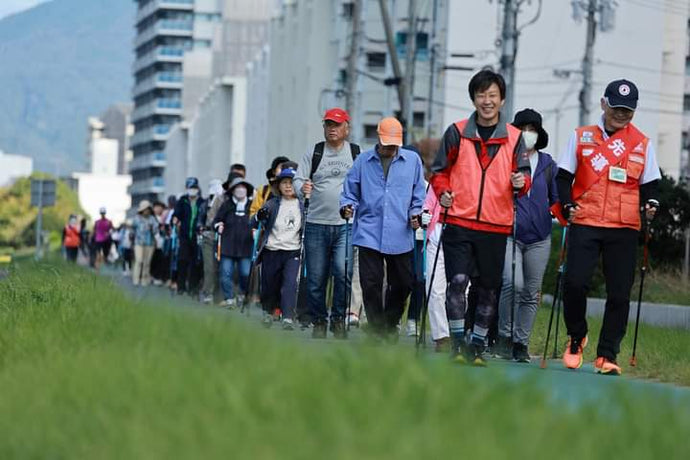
[62,69,661,376]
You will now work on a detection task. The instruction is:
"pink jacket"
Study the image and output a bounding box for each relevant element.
[423,184,442,240]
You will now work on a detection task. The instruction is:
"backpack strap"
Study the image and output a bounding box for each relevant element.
[310,142,360,180]
[543,155,553,200]
[350,143,360,161]
[309,142,326,180]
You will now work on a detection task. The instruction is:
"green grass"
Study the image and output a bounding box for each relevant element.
[1,260,689,458]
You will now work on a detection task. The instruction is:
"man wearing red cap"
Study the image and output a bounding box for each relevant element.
[294,108,361,339]
[340,117,426,340]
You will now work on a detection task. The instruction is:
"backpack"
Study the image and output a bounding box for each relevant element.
[309,142,361,180]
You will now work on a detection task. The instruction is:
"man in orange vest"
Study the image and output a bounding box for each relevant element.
[430,69,531,365]
[556,79,660,376]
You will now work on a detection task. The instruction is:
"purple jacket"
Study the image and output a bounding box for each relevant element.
[516,152,559,245]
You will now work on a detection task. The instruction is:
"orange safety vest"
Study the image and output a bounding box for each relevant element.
[571,123,648,230]
[64,224,81,248]
[448,119,522,228]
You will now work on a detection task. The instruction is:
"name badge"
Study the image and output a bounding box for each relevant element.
[608,166,627,183]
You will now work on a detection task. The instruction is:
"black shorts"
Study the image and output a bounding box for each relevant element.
[96,241,111,257]
[441,224,507,289]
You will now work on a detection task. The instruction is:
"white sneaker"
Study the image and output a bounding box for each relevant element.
[406,319,419,337]
[153,279,163,286]
[223,298,236,309]
[347,312,359,327]
[202,295,213,305]
[282,318,294,330]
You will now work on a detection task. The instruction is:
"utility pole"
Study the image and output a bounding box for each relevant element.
[345,0,362,118]
[379,0,407,127]
[579,0,597,126]
[499,0,518,119]
[426,0,439,139]
[403,0,418,142]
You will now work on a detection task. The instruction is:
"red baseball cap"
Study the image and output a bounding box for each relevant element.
[323,108,350,123]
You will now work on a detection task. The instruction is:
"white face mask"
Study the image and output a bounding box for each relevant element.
[187,188,199,197]
[233,185,248,200]
[69,218,77,226]
[522,131,539,150]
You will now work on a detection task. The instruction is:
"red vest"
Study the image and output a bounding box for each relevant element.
[448,119,522,228]
[572,124,648,230]
[64,225,81,248]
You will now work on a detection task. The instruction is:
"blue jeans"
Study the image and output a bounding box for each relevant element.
[219,256,251,300]
[305,222,353,323]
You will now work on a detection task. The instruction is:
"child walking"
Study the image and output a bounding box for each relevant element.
[254,167,303,330]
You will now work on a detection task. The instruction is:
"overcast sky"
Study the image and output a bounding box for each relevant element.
[0,0,47,20]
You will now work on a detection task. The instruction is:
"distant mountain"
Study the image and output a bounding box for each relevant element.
[0,0,134,174]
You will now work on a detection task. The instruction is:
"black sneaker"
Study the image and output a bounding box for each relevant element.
[312,322,327,339]
[493,335,513,360]
[467,337,488,367]
[331,319,347,339]
[512,342,530,363]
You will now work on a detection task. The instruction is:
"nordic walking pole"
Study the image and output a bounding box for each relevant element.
[418,207,449,351]
[541,225,568,369]
[242,221,262,314]
[630,204,656,366]
[293,194,310,324]
[344,215,352,333]
[510,191,519,345]
[418,225,428,346]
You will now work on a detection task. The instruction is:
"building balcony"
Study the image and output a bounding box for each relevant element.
[129,151,167,172]
[130,176,166,196]
[132,98,182,122]
[135,19,193,49]
[130,124,173,147]
[132,71,183,97]
[133,46,185,73]
[136,0,194,27]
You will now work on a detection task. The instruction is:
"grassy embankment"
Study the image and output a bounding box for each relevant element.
[0,259,689,459]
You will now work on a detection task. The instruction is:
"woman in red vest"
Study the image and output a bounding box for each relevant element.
[556,79,660,376]
[62,214,81,263]
[430,70,531,365]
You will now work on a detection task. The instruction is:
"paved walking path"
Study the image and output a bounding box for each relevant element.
[108,268,690,408]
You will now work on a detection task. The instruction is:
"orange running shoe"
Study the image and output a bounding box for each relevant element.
[594,357,622,376]
[562,336,588,369]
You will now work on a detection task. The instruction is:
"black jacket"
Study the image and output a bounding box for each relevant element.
[173,195,206,242]
[213,197,254,258]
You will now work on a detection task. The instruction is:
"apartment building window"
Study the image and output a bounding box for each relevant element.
[342,1,354,19]
[413,111,425,128]
[366,52,386,71]
[364,124,378,141]
[194,40,212,49]
[684,95,690,112]
[395,31,429,60]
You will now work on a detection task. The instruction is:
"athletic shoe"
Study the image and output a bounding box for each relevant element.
[493,335,513,360]
[434,337,450,353]
[467,339,488,367]
[330,320,347,339]
[202,295,213,305]
[512,342,531,363]
[282,318,294,331]
[562,336,588,369]
[406,319,418,337]
[594,357,622,376]
[347,312,359,327]
[223,298,236,309]
[272,308,282,321]
[236,294,245,306]
[152,279,163,286]
[261,312,273,328]
[312,322,327,339]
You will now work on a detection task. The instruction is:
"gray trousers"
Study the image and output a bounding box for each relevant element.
[498,236,551,345]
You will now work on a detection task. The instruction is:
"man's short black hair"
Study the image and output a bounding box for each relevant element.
[270,156,291,171]
[230,163,246,172]
[468,69,506,102]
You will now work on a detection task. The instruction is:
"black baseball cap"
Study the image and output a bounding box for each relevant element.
[604,79,638,111]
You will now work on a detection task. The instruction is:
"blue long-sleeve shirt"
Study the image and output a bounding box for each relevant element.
[340,146,425,255]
